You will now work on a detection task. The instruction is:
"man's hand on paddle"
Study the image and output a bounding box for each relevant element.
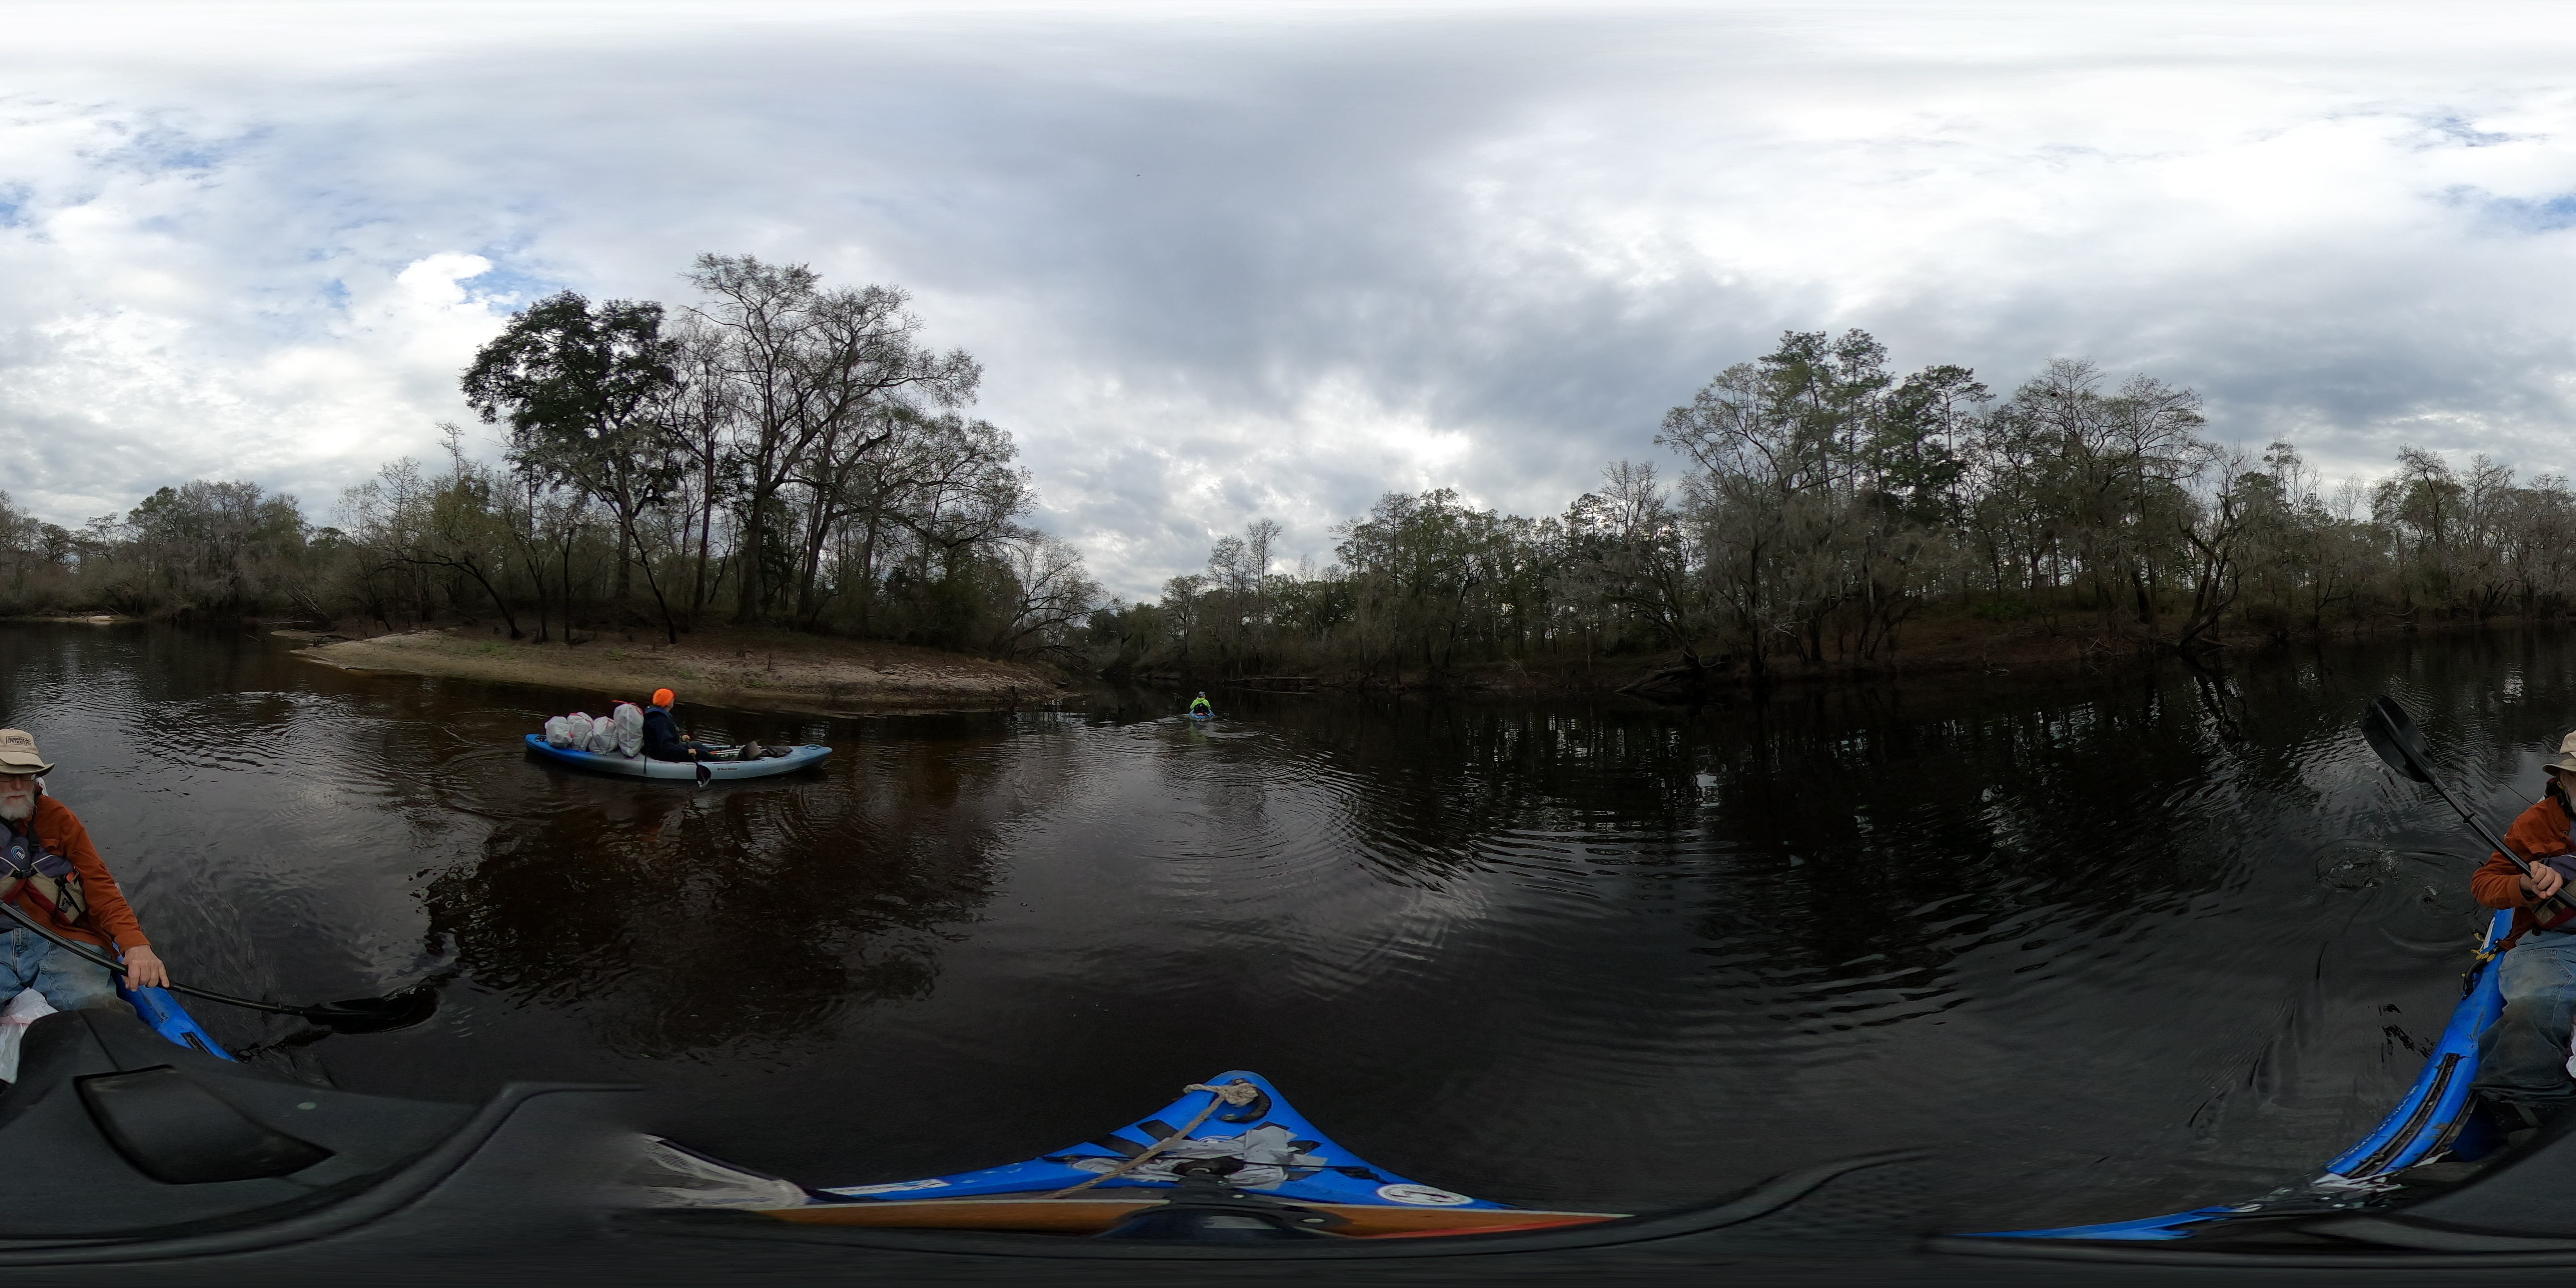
[121,945,169,990]
[2526,864,2568,902]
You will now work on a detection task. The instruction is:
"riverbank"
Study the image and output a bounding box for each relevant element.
[285,626,1070,716]
[1137,610,2513,699]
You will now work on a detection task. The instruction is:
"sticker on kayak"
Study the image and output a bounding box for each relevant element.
[1376,1183,1474,1207]
[825,1178,950,1196]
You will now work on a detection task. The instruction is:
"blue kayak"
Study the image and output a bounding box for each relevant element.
[1970,906,2515,1242]
[523,735,830,782]
[752,1070,1621,1238]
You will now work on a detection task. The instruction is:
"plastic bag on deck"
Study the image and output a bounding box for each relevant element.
[612,703,644,758]
[0,987,57,1082]
[585,716,618,754]
[543,716,576,748]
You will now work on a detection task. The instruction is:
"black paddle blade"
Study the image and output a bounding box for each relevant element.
[2362,696,2433,783]
[292,987,439,1035]
[2371,696,2435,760]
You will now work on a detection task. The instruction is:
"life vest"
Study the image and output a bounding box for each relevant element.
[0,816,90,934]
[2524,799,2576,931]
[2541,889,2576,933]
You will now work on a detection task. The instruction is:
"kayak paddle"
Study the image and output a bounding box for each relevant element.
[2360,695,2576,925]
[0,896,437,1035]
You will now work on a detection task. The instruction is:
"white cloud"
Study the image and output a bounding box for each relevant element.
[6,3,2576,592]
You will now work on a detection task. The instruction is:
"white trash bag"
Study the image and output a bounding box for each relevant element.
[0,987,56,1083]
[543,715,576,748]
[585,716,619,754]
[612,703,645,758]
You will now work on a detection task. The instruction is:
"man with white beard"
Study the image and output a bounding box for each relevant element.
[0,729,166,1012]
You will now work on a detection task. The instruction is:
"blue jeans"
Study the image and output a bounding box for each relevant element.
[0,928,126,1014]
[2475,929,2576,1109]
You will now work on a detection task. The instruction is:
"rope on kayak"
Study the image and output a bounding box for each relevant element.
[1046,1081,1263,1198]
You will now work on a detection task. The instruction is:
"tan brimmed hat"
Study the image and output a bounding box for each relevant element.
[2546,731,2576,776]
[0,730,51,776]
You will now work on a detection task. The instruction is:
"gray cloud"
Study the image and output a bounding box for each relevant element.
[6,3,2576,594]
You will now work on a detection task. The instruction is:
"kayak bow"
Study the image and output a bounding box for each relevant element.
[759,1071,1623,1238]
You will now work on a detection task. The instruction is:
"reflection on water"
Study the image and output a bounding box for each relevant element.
[7,623,2576,1225]
[422,780,998,1055]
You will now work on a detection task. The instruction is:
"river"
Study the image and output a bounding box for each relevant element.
[0,621,2553,1228]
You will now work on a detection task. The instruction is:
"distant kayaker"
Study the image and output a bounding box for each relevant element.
[643,690,722,763]
[0,729,167,1011]
[1190,693,1212,719]
[2469,731,2576,1123]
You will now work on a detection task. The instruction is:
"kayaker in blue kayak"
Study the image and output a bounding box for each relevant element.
[2469,731,2576,1124]
[0,728,167,1011]
[1189,693,1212,719]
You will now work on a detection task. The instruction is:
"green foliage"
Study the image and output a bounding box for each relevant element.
[343,255,1089,654]
[0,256,1098,657]
[1098,331,2576,685]
[465,291,688,640]
[23,315,2574,682]
[0,481,318,619]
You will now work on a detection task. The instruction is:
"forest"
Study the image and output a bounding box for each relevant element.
[4,311,2572,686]
[0,254,1099,660]
[1095,330,2576,686]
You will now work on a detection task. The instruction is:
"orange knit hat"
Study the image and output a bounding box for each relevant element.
[651,688,675,708]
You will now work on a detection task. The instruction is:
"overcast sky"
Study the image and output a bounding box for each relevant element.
[5,1,2576,596]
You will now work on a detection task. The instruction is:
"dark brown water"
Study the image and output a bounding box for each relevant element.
[0,622,2560,1227]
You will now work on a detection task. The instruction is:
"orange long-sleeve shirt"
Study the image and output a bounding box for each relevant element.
[0,796,148,952]
[2473,790,2576,952]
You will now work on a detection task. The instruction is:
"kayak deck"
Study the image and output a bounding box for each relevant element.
[758,1070,1624,1237]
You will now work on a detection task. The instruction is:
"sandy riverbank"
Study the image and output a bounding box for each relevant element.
[285,627,1071,716]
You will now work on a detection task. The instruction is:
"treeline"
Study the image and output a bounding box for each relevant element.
[1095,330,2576,685]
[0,255,1099,658]
[14,317,2575,685]
[0,480,318,622]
